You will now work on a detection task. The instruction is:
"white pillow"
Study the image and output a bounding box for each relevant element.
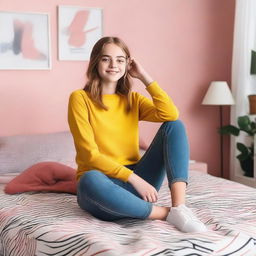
[0,131,77,175]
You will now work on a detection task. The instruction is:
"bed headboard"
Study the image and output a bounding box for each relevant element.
[0,131,77,175]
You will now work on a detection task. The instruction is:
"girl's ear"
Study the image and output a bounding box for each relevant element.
[127,57,132,71]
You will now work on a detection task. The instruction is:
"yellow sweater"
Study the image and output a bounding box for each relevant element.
[68,81,179,182]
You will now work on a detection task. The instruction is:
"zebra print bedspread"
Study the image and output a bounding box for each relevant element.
[0,171,256,256]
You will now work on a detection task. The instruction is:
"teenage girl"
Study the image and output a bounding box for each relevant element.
[68,36,206,233]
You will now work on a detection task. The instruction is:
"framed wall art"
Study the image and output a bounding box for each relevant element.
[58,6,103,61]
[0,11,51,70]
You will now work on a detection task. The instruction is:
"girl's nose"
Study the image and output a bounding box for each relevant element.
[110,59,117,68]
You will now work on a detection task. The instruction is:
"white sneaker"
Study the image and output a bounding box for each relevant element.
[166,204,207,233]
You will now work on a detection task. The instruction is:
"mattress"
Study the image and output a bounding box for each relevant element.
[0,170,256,256]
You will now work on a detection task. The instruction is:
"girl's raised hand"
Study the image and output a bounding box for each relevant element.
[128,58,154,86]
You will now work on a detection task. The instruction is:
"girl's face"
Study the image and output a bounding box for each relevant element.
[97,43,128,84]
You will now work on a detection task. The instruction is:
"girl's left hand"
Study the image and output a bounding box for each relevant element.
[128,58,153,86]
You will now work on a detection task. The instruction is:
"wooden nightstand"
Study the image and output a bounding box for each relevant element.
[140,150,208,174]
[189,161,208,173]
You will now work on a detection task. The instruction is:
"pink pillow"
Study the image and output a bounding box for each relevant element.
[4,162,77,194]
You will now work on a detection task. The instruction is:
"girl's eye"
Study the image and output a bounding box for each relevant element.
[101,57,126,63]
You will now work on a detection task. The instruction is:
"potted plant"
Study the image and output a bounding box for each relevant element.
[219,115,256,177]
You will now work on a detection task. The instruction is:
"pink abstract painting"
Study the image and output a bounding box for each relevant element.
[67,10,98,47]
[0,11,50,69]
[58,6,102,61]
[13,20,47,60]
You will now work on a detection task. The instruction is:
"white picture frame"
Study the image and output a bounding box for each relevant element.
[58,5,103,61]
[0,11,51,70]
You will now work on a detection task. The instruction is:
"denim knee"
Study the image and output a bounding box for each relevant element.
[80,170,104,182]
[160,120,185,132]
[78,170,104,195]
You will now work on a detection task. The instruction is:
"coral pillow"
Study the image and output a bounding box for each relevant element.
[4,162,77,194]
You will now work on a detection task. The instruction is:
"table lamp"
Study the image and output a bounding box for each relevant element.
[202,81,235,177]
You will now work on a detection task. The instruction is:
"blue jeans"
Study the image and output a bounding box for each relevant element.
[77,120,189,221]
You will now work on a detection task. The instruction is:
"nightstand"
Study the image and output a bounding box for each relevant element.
[140,150,208,174]
[189,161,208,173]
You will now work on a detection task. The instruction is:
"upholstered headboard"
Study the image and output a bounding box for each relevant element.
[0,131,77,175]
[0,131,147,176]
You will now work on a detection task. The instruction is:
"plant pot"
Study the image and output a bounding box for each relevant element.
[248,95,256,114]
[239,157,254,177]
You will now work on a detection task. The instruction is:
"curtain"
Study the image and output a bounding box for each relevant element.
[230,0,256,180]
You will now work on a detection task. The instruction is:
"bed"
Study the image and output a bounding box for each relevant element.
[0,132,256,256]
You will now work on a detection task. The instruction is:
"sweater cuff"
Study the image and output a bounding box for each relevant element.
[119,167,134,182]
[146,81,161,94]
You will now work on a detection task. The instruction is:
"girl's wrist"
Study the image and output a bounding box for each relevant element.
[127,173,139,184]
[140,74,154,87]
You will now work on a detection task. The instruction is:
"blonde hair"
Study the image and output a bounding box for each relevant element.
[84,37,132,111]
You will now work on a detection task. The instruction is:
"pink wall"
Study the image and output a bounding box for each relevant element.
[0,0,235,177]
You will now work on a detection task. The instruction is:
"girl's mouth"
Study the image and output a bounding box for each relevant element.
[106,70,119,74]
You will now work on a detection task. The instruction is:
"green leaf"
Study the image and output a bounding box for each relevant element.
[248,143,254,156]
[251,122,256,129]
[238,116,252,135]
[238,116,250,128]
[237,154,247,161]
[250,122,256,135]
[218,125,240,136]
[237,142,249,155]
[236,153,251,161]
